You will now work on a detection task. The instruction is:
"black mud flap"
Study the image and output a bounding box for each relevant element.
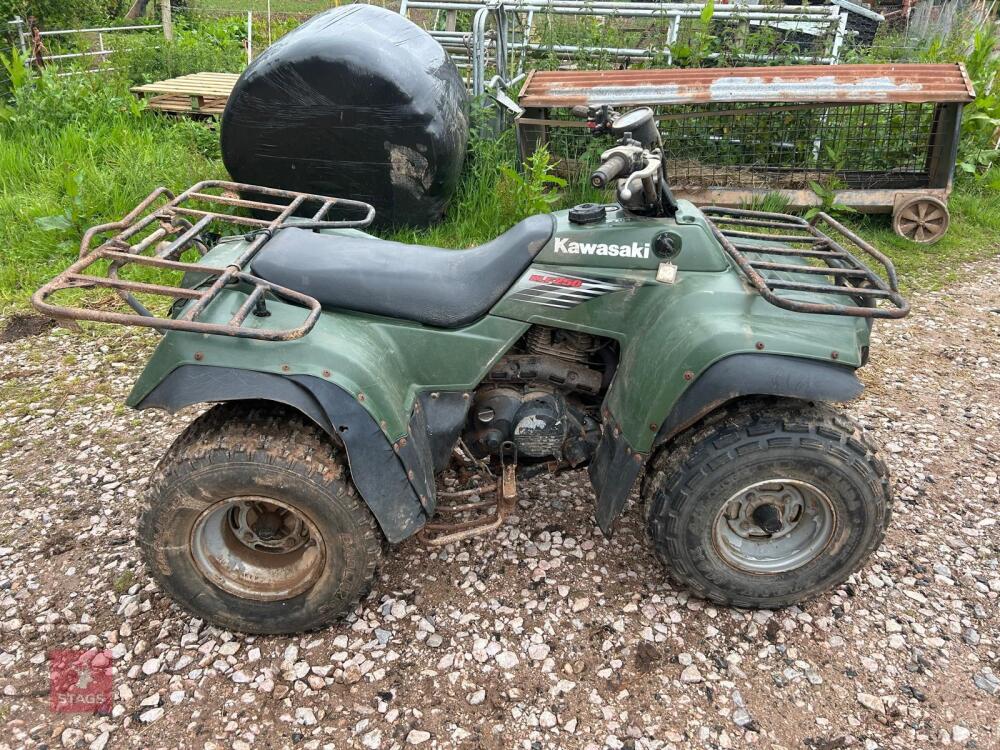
[589,414,645,537]
[136,365,425,543]
[395,391,472,516]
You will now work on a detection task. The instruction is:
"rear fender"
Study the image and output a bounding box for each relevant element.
[590,354,863,535]
[134,365,426,543]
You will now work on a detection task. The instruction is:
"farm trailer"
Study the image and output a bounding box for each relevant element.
[516,63,975,243]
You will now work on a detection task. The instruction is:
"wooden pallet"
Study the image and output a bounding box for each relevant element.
[131,72,240,116]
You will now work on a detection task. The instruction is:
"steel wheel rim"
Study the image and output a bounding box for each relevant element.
[896,199,947,243]
[712,479,837,574]
[190,496,326,601]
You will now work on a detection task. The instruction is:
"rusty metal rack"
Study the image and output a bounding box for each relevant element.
[516,63,975,243]
[32,181,375,341]
[702,207,909,318]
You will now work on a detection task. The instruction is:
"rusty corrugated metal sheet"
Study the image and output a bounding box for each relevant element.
[518,64,976,107]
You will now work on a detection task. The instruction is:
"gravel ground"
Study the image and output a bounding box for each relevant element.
[1,257,999,750]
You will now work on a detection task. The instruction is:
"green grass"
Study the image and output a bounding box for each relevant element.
[112,569,135,593]
[2,8,999,313]
[857,189,1000,292]
[0,72,997,312]
[0,71,225,312]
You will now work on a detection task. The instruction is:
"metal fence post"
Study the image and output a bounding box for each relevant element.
[10,15,28,54]
[160,0,172,40]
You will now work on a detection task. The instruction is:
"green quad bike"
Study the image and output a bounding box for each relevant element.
[35,107,909,634]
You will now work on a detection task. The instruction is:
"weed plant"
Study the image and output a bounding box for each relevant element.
[0,61,225,307]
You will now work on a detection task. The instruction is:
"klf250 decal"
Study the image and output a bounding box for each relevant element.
[506,272,634,310]
[553,237,650,259]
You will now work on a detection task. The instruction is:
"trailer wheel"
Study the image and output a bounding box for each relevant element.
[892,195,949,244]
[643,400,891,609]
[139,402,383,634]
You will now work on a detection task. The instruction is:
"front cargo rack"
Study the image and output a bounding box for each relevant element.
[32,181,375,341]
[702,207,909,319]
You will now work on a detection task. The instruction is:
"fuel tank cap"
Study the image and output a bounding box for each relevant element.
[568,203,606,225]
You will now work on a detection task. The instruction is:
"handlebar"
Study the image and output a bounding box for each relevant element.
[590,153,630,189]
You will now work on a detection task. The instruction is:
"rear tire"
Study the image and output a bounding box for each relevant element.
[139,402,383,634]
[643,400,891,609]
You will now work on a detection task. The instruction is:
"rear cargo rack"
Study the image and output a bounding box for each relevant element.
[32,181,375,341]
[702,207,909,319]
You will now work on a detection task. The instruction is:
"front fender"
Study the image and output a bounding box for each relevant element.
[590,353,864,535]
[134,365,426,543]
[652,353,863,446]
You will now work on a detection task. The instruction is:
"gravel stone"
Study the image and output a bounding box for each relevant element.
[528,643,550,661]
[140,657,160,676]
[732,707,754,729]
[680,665,703,684]
[973,669,1000,695]
[139,707,164,723]
[495,650,519,669]
[295,707,317,726]
[961,627,980,646]
[406,729,431,745]
[857,693,885,715]
[1,261,998,748]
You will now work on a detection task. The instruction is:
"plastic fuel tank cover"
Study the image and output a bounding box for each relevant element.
[221,4,469,228]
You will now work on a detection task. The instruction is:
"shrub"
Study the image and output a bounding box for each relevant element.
[387,125,567,247]
[0,65,226,303]
[0,1,128,29]
[952,26,1000,178]
[112,16,247,84]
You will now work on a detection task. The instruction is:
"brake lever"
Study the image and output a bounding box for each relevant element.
[619,157,661,202]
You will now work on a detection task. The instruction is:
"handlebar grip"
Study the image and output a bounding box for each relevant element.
[591,154,629,189]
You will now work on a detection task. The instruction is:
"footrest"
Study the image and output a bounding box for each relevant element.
[418,465,517,546]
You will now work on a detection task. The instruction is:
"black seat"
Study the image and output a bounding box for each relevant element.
[251,214,555,328]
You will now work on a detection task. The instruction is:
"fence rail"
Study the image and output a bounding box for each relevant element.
[7,15,164,73]
[4,0,970,85]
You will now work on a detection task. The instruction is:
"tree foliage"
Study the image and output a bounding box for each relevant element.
[0,1,129,29]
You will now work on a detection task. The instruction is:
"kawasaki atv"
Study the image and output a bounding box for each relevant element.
[35,107,909,634]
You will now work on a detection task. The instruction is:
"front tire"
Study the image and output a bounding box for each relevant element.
[643,400,891,609]
[139,402,383,634]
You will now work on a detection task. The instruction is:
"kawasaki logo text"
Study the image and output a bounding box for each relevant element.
[553,237,650,259]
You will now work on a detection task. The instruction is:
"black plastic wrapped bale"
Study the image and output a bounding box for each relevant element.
[220,4,469,228]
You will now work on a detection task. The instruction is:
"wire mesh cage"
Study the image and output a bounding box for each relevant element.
[516,64,974,241]
[538,100,940,191]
